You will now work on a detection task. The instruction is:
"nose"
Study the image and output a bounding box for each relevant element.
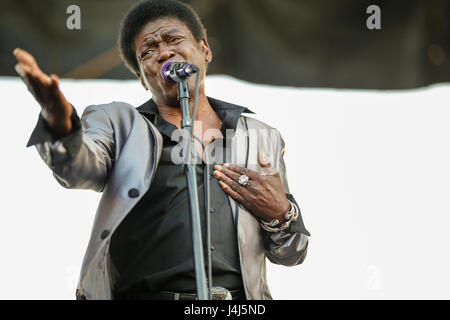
[156,44,175,64]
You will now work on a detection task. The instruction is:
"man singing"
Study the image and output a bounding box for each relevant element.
[14,0,310,300]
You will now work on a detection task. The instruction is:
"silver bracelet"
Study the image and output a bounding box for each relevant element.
[260,200,299,232]
[260,201,295,227]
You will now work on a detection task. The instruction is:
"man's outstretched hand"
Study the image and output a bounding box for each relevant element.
[13,48,73,138]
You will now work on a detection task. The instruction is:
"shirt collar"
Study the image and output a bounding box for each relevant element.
[137,97,255,138]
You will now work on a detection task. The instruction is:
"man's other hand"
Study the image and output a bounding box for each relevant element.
[213,150,290,223]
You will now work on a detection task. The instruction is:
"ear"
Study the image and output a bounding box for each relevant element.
[199,38,213,63]
[136,71,148,91]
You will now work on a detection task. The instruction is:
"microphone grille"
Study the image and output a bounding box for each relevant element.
[161,61,175,83]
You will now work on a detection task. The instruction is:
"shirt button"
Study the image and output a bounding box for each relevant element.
[100,229,110,240]
[128,188,139,198]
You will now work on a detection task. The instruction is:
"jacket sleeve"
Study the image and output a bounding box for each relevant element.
[26,105,115,192]
[262,129,310,266]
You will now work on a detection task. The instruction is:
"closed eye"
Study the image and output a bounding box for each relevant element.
[169,36,183,44]
[140,49,154,60]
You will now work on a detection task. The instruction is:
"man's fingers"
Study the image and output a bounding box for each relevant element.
[15,62,32,79]
[13,48,49,87]
[14,48,51,87]
[14,63,25,78]
[49,73,59,82]
[14,49,70,128]
[222,163,259,179]
[213,168,243,192]
[49,74,61,90]
[218,181,246,203]
[13,48,38,68]
[48,74,69,111]
[215,165,240,182]
[30,67,52,86]
[16,62,50,88]
[15,64,53,108]
[15,63,40,98]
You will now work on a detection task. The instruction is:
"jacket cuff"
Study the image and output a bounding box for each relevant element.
[26,106,83,166]
[26,106,81,147]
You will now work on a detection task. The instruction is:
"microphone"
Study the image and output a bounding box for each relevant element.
[161,61,199,83]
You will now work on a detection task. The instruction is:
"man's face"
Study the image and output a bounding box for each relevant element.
[133,17,212,105]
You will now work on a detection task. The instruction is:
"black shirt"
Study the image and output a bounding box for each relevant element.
[110,97,254,297]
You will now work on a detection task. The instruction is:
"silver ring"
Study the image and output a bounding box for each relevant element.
[238,174,250,187]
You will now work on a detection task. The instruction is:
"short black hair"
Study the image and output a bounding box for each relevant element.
[119,0,206,75]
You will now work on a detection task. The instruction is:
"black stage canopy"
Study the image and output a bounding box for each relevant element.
[1,0,449,89]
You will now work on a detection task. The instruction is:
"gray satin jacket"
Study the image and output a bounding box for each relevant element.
[27,97,310,300]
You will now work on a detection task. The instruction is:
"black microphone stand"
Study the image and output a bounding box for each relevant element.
[177,79,208,300]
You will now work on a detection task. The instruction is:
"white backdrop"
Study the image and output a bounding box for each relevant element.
[1,75,450,299]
